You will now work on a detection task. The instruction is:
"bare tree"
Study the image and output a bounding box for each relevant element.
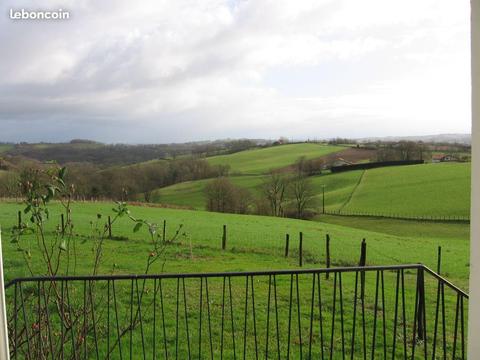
[205,177,248,213]
[262,171,288,217]
[289,175,316,219]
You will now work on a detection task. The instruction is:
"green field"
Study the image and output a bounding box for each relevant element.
[339,163,471,218]
[206,143,343,174]
[0,144,13,153]
[149,162,470,220]
[0,201,469,287]
[151,175,265,208]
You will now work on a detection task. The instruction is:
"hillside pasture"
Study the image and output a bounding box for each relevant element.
[0,201,469,286]
[206,143,344,174]
[340,163,471,218]
[148,162,470,220]
[151,175,265,209]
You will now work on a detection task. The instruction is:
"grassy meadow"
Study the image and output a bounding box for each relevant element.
[0,201,469,287]
[151,162,470,220]
[206,143,344,174]
[340,163,471,218]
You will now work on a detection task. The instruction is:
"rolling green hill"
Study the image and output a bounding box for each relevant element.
[149,162,470,219]
[339,163,471,218]
[0,144,13,153]
[206,143,344,174]
[151,175,265,209]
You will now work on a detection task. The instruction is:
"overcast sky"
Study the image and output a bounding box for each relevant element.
[0,0,471,143]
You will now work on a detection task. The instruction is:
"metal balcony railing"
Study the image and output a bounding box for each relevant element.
[4,264,468,359]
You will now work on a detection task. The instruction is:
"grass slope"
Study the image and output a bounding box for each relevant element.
[0,201,469,286]
[0,144,13,153]
[341,163,471,217]
[151,175,265,209]
[207,143,343,174]
[149,163,470,220]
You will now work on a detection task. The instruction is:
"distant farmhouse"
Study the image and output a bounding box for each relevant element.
[432,154,459,163]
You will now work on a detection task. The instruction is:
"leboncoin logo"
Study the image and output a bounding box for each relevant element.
[9,8,70,20]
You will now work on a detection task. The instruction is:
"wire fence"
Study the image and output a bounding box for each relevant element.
[324,209,470,222]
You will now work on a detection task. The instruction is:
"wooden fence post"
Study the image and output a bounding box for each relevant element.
[284,234,290,257]
[437,246,442,274]
[108,216,112,239]
[299,232,303,267]
[326,234,331,279]
[222,225,227,250]
[359,238,367,267]
[359,238,367,299]
[163,220,166,242]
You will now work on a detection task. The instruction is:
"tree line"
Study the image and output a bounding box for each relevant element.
[0,158,230,202]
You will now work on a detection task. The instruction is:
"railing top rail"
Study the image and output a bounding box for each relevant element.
[4,264,422,288]
[422,265,469,298]
[4,263,469,298]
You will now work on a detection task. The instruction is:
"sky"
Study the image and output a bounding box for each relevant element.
[0,0,471,143]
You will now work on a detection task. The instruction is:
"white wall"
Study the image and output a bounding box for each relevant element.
[0,231,10,359]
[469,0,480,357]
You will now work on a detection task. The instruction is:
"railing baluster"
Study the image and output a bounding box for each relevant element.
[308,273,315,359]
[129,279,133,360]
[440,283,446,360]
[152,279,156,360]
[401,270,407,360]
[339,272,346,360]
[460,296,465,360]
[370,271,379,360]
[159,279,168,359]
[329,272,337,360]
[107,280,110,360]
[243,276,249,360]
[351,271,359,359]
[317,273,325,360]
[221,277,226,360]
[266,275,272,359]
[452,293,460,360]
[287,274,293,360]
[251,276,259,360]
[273,275,280,360]
[432,272,442,360]
[228,277,237,360]
[381,271,387,360]
[205,278,214,360]
[198,278,203,359]
[41,282,54,360]
[88,280,100,360]
[182,278,191,360]
[175,279,179,360]
[295,274,303,360]
[112,280,123,360]
[135,279,146,360]
[392,270,400,360]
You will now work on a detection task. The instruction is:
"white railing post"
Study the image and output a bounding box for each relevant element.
[0,229,10,359]
[469,0,480,357]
